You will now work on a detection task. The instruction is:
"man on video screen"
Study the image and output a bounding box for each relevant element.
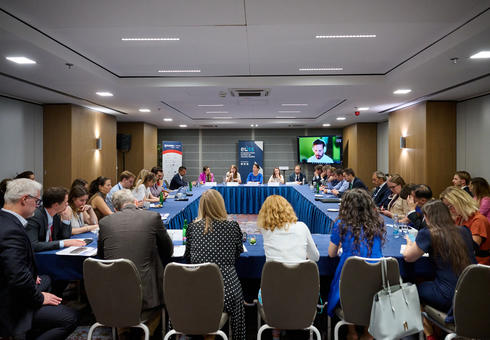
[307,139,333,164]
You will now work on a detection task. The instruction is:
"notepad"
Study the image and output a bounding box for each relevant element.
[56,246,97,256]
[160,213,170,221]
[167,229,183,242]
[172,245,186,257]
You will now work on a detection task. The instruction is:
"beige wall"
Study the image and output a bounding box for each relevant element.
[43,104,117,188]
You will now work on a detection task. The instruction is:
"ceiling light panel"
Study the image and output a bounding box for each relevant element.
[198,104,224,107]
[315,34,376,39]
[281,104,308,106]
[163,118,173,122]
[121,37,180,41]
[138,108,151,112]
[96,91,113,97]
[6,56,36,64]
[393,89,412,94]
[299,67,343,71]
[470,51,490,59]
[158,69,201,73]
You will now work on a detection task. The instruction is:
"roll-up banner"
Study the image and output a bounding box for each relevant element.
[238,140,264,180]
[161,141,183,184]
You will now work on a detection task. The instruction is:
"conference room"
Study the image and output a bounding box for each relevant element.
[1,1,490,340]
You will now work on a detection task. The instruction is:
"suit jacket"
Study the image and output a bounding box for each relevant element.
[169,173,187,190]
[350,177,368,191]
[25,207,72,252]
[462,186,473,197]
[0,210,44,337]
[98,205,174,310]
[288,172,306,183]
[372,182,391,209]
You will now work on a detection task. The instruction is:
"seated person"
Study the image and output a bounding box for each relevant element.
[321,165,337,187]
[311,165,323,186]
[380,174,415,219]
[150,167,169,197]
[405,185,432,230]
[26,187,86,252]
[404,200,475,337]
[452,170,472,197]
[371,171,391,209]
[0,178,79,339]
[288,165,306,184]
[70,178,88,191]
[15,170,35,181]
[327,189,385,339]
[133,172,160,203]
[470,177,490,222]
[322,169,349,197]
[67,185,99,235]
[268,167,284,184]
[170,166,188,190]
[440,186,490,265]
[226,164,242,184]
[246,163,263,184]
[343,168,368,191]
[88,176,113,220]
[199,166,215,184]
[98,189,173,311]
[106,171,136,212]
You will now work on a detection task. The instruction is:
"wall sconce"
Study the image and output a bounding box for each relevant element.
[96,137,102,150]
[400,136,407,149]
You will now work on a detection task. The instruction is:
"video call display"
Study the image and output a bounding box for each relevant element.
[297,136,342,164]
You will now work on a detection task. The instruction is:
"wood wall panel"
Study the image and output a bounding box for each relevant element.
[143,123,157,170]
[342,124,357,170]
[117,122,144,177]
[43,105,71,188]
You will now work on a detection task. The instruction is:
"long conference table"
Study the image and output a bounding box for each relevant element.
[35,184,434,281]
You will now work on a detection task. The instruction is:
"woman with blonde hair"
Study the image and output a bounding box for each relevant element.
[184,189,245,340]
[380,174,414,219]
[258,195,319,262]
[440,186,490,265]
[132,171,160,203]
[268,167,285,184]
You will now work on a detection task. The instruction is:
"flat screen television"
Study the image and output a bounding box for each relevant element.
[297,136,342,165]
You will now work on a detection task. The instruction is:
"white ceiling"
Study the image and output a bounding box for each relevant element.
[0,0,489,128]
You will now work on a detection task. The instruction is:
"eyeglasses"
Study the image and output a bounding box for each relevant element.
[27,195,42,207]
[388,184,398,189]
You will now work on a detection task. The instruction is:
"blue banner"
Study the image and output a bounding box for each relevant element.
[238,140,264,180]
[161,141,183,185]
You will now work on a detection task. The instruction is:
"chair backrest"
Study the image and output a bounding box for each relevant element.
[453,264,490,338]
[260,261,320,329]
[83,258,143,327]
[339,256,400,326]
[164,263,225,335]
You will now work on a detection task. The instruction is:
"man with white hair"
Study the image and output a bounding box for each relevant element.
[0,179,78,339]
[98,189,173,311]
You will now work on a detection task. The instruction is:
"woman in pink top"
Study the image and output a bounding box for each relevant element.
[470,177,490,222]
[198,166,215,184]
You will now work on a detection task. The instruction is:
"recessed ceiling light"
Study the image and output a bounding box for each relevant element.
[179,124,187,128]
[6,56,36,64]
[357,107,369,111]
[163,118,173,122]
[276,116,297,119]
[323,123,331,127]
[158,69,201,73]
[206,111,228,114]
[96,91,113,97]
[393,89,412,94]
[299,67,343,71]
[198,104,224,107]
[212,116,232,119]
[281,104,308,106]
[336,117,346,121]
[121,37,180,41]
[315,34,376,39]
[250,124,258,127]
[277,110,301,113]
[470,51,490,59]
[138,108,151,113]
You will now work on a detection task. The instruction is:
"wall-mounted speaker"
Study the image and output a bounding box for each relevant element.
[117,134,131,152]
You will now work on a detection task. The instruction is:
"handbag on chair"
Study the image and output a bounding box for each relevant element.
[368,258,423,340]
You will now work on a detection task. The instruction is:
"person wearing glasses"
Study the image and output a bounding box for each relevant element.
[25,187,86,252]
[0,179,79,340]
[380,174,415,219]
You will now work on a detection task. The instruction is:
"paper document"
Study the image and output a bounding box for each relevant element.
[56,246,97,256]
[160,213,170,221]
[400,244,428,257]
[172,245,186,257]
[243,245,248,253]
[167,229,183,241]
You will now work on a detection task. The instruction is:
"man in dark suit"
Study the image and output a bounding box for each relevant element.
[343,168,368,191]
[169,166,188,190]
[371,171,392,208]
[98,189,173,311]
[26,187,85,252]
[0,179,78,339]
[452,170,473,197]
[288,165,307,184]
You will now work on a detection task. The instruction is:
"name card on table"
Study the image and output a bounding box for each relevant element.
[246,182,260,186]
[286,181,299,186]
[204,182,217,186]
[268,182,280,186]
[226,182,239,186]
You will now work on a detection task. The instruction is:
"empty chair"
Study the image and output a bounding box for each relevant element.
[333,256,401,340]
[163,263,229,340]
[257,261,321,340]
[423,264,490,340]
[83,258,159,340]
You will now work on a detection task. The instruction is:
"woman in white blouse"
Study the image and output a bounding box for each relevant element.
[132,171,160,203]
[268,167,285,184]
[67,185,98,235]
[258,195,319,262]
[225,164,242,184]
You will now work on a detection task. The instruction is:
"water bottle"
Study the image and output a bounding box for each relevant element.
[159,192,164,204]
[182,219,188,245]
[316,182,320,194]
[393,214,400,239]
[189,181,193,192]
